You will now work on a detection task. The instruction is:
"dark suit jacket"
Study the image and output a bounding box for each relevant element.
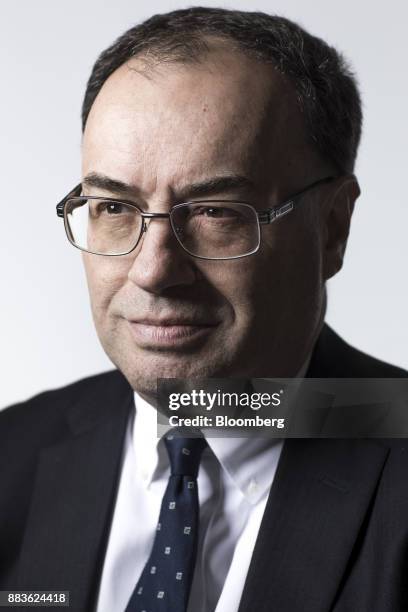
[1,324,408,611]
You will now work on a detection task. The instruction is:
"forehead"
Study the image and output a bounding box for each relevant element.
[82,46,304,195]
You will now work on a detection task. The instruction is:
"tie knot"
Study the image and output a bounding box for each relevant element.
[164,432,207,477]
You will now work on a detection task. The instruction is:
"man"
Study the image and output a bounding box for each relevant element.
[1,7,407,612]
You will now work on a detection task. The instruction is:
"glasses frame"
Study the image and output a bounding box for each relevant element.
[56,175,336,260]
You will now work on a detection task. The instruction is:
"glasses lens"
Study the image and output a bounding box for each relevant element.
[171,202,260,259]
[65,197,142,255]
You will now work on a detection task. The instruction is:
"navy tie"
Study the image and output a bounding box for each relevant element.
[125,432,207,612]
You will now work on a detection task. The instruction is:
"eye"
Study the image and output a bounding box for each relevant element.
[194,206,239,218]
[100,202,125,215]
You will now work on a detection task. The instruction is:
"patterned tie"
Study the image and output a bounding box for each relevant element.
[125,432,207,612]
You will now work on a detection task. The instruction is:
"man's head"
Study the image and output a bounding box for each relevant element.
[79,7,361,399]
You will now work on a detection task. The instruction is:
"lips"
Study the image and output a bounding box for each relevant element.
[127,318,219,348]
[130,317,215,326]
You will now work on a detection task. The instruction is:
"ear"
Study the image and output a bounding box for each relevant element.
[321,175,360,281]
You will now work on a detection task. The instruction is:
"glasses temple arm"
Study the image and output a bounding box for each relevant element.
[258,175,338,225]
[56,183,82,217]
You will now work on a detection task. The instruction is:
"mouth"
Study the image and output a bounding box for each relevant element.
[127,318,220,349]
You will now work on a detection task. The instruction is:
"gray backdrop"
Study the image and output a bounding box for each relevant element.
[1,0,407,407]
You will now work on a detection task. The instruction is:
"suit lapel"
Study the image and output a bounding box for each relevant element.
[17,372,133,612]
[238,437,389,612]
[239,324,391,612]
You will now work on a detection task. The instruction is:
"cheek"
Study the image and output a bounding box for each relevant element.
[82,254,130,319]
[198,258,264,323]
[252,226,323,312]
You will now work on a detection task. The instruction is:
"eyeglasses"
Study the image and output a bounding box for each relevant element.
[56,176,334,260]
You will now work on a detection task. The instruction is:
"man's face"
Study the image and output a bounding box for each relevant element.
[81,46,336,398]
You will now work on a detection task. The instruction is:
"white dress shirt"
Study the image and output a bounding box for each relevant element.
[96,392,284,612]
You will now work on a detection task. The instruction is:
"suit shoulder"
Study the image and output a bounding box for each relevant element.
[336,332,407,377]
[310,324,408,378]
[0,369,128,443]
[0,369,130,582]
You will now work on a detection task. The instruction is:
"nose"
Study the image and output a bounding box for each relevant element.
[127,216,197,294]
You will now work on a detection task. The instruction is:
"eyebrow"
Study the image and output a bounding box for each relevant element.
[82,173,135,196]
[82,172,255,202]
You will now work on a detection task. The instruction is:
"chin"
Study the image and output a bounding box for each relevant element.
[108,347,233,396]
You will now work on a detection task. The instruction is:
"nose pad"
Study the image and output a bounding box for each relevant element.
[138,217,157,247]
[141,218,149,234]
[142,215,184,243]
[174,225,185,239]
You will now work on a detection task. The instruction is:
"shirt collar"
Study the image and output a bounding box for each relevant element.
[206,435,283,505]
[132,391,282,505]
[131,391,166,487]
